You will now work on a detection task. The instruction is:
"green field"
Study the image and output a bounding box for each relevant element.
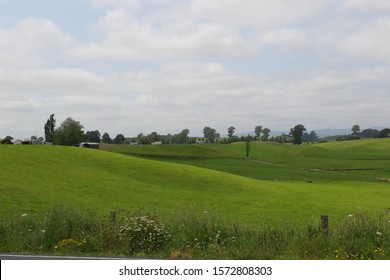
[1,139,390,224]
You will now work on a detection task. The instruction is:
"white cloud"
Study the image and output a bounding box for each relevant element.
[341,18,390,61]
[342,0,390,12]
[260,29,308,50]
[0,18,72,68]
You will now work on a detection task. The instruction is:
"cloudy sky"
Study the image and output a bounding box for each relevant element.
[1,0,389,139]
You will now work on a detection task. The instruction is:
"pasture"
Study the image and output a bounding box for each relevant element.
[1,139,390,258]
[1,139,390,222]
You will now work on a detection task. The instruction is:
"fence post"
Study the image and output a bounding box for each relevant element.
[110,210,117,223]
[321,215,328,233]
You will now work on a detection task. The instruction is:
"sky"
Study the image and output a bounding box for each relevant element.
[1,0,390,139]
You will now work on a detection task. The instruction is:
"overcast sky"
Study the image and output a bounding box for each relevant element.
[1,0,390,139]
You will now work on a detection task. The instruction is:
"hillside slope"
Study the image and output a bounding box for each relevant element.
[1,144,390,223]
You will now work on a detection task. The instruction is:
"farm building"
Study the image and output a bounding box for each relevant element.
[79,142,100,149]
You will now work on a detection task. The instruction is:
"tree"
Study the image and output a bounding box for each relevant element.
[84,130,101,143]
[147,132,159,143]
[228,126,236,139]
[53,117,84,146]
[245,135,251,158]
[351,125,360,135]
[290,124,306,145]
[1,136,13,144]
[113,134,125,144]
[378,128,390,138]
[203,127,219,143]
[254,126,262,139]
[261,128,271,141]
[179,129,190,144]
[102,132,113,144]
[44,114,56,142]
[360,129,379,138]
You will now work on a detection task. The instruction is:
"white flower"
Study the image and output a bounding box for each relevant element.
[21,213,27,217]
[41,230,46,233]
[376,231,382,236]
[348,214,353,218]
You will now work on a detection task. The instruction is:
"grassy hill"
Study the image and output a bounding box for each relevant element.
[1,139,390,224]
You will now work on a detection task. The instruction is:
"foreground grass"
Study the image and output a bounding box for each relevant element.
[1,206,390,259]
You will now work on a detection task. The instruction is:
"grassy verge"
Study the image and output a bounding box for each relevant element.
[1,206,389,259]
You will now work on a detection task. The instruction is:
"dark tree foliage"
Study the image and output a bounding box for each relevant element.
[113,134,125,144]
[53,117,84,146]
[203,127,219,143]
[84,130,101,143]
[302,131,318,142]
[228,126,236,138]
[359,129,380,138]
[378,128,390,138]
[44,114,56,142]
[245,135,251,158]
[1,136,14,144]
[254,126,262,138]
[290,124,307,145]
[102,132,113,144]
[261,128,271,141]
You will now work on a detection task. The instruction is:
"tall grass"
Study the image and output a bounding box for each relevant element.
[1,205,389,259]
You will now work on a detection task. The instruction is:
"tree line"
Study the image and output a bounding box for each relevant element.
[2,115,389,146]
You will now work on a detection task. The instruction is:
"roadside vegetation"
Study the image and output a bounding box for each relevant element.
[1,206,389,259]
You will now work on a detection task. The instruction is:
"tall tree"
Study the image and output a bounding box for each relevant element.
[228,126,236,139]
[254,126,262,139]
[113,134,125,144]
[290,124,306,145]
[351,124,360,135]
[245,135,251,158]
[44,114,56,142]
[53,117,84,146]
[102,132,113,144]
[261,128,271,141]
[203,127,219,143]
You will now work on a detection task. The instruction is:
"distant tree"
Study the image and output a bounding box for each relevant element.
[102,132,113,144]
[302,131,318,142]
[254,126,262,139]
[44,114,56,142]
[84,130,101,143]
[138,136,150,145]
[53,117,84,146]
[351,125,360,135]
[179,129,190,144]
[245,135,251,158]
[360,129,380,138]
[1,136,14,144]
[290,124,307,145]
[147,132,159,143]
[261,128,271,141]
[228,126,236,139]
[203,127,219,143]
[113,134,125,144]
[378,128,390,138]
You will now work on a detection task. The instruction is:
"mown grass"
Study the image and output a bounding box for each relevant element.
[1,206,390,259]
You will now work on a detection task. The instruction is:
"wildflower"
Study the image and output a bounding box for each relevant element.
[41,230,46,233]
[376,231,382,236]
[21,213,27,217]
[348,214,353,218]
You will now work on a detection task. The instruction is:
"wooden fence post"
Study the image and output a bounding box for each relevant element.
[110,210,117,223]
[321,215,329,233]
